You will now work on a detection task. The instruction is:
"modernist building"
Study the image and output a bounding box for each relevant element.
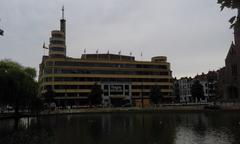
[39,9,173,107]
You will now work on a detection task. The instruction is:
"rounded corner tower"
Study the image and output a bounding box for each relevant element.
[48,6,66,58]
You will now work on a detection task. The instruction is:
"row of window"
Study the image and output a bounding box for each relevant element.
[180,89,215,96]
[179,82,215,89]
[52,33,64,38]
[51,92,170,97]
[44,68,169,75]
[49,54,66,58]
[132,85,170,89]
[104,91,130,96]
[45,77,171,82]
[50,40,65,45]
[50,47,65,52]
[46,61,168,69]
[52,85,170,90]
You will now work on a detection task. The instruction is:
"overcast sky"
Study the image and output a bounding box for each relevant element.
[0,0,236,78]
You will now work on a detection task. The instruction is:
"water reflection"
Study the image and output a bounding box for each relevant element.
[0,117,55,144]
[0,112,240,144]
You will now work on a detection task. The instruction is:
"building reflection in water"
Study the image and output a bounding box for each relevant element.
[0,112,240,144]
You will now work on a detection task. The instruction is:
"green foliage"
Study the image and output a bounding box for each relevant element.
[217,0,240,28]
[43,86,56,104]
[191,80,205,102]
[174,82,180,103]
[150,85,162,104]
[0,59,40,115]
[30,97,44,115]
[0,122,54,144]
[24,67,37,79]
[217,0,240,10]
[89,83,103,106]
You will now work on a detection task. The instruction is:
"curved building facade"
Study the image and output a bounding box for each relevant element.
[39,9,173,107]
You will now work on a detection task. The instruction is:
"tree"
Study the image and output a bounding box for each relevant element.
[0,28,3,36]
[217,0,240,28]
[29,96,43,116]
[191,80,205,103]
[150,85,162,105]
[89,83,103,107]
[0,59,39,115]
[174,82,180,103]
[43,86,56,104]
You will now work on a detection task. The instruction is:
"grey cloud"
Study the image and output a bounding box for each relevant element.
[0,0,236,78]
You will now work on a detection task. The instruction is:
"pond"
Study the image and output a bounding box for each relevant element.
[0,112,240,144]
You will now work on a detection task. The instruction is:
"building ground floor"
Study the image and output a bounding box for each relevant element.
[52,97,173,108]
[53,98,150,108]
[46,81,173,108]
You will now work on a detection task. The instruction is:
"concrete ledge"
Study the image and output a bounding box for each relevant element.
[1,104,240,119]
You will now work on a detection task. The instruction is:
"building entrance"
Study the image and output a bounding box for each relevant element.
[101,82,132,107]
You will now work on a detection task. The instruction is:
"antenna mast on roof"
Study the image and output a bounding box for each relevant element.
[62,6,65,19]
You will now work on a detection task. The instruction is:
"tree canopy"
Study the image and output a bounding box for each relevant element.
[0,59,41,115]
[89,83,103,107]
[218,0,240,28]
[191,80,205,102]
[43,85,56,104]
[150,85,162,105]
[218,0,240,10]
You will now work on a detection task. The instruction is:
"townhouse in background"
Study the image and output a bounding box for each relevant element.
[174,71,218,103]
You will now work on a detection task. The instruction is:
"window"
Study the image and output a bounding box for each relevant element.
[52,34,64,38]
[44,68,52,74]
[51,40,65,45]
[104,92,108,96]
[104,85,109,90]
[50,47,65,51]
[231,65,238,76]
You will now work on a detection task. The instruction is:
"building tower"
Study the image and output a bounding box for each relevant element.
[48,7,66,57]
[60,6,66,39]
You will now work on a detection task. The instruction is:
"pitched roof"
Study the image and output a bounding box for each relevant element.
[226,42,237,60]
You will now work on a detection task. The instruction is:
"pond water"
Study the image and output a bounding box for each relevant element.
[0,112,240,144]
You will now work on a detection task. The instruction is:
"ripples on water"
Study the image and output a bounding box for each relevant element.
[175,127,234,144]
[0,112,240,144]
